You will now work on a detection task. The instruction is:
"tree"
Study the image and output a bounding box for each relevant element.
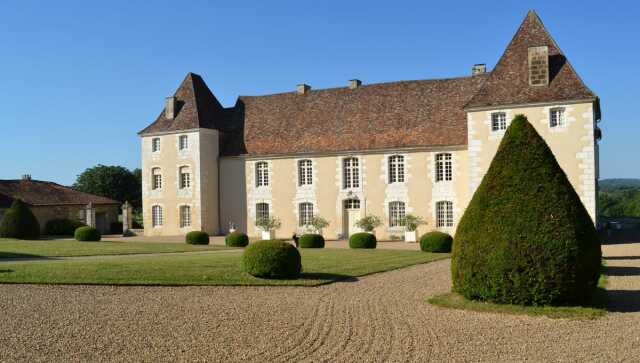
[451,115,601,306]
[73,165,141,207]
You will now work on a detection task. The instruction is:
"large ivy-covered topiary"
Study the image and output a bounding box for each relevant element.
[0,199,40,240]
[451,115,601,306]
[242,240,301,278]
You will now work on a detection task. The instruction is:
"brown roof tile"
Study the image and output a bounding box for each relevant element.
[0,179,120,207]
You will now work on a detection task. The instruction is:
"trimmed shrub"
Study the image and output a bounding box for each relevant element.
[225,232,249,247]
[74,226,101,242]
[0,199,40,240]
[420,231,453,252]
[349,232,377,249]
[45,218,85,236]
[242,240,301,278]
[299,234,325,248]
[451,115,601,306]
[186,231,210,245]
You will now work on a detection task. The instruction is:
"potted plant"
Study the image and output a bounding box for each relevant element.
[305,215,330,235]
[255,216,281,240]
[402,214,426,242]
[355,215,382,235]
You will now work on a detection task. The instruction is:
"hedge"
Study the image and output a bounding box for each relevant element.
[241,240,301,278]
[186,231,210,245]
[45,218,85,236]
[420,232,453,253]
[74,226,101,242]
[349,232,377,249]
[225,232,249,247]
[299,234,325,248]
[0,199,40,240]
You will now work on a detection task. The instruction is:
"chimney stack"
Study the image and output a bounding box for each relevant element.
[297,84,311,95]
[165,96,177,119]
[528,46,549,86]
[21,174,31,181]
[472,64,486,76]
[348,79,362,89]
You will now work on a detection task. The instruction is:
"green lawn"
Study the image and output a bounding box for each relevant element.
[0,238,228,258]
[0,249,450,286]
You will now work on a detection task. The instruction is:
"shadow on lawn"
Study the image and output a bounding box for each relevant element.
[0,252,49,261]
[604,256,640,261]
[297,272,359,283]
[603,263,640,313]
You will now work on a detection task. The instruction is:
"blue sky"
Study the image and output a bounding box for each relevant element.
[1,1,638,185]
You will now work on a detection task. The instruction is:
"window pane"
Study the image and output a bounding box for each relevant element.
[180,206,191,228]
[256,203,269,221]
[299,203,313,226]
[389,201,405,227]
[256,162,269,187]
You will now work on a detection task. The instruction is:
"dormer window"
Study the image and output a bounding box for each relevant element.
[491,112,507,132]
[179,135,189,150]
[152,138,161,152]
[550,108,566,128]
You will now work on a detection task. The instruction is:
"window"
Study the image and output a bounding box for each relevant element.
[344,199,360,209]
[256,162,269,187]
[298,202,314,227]
[151,168,162,190]
[491,112,507,132]
[343,157,360,189]
[256,202,269,221]
[435,153,453,182]
[179,135,189,150]
[179,166,191,189]
[179,205,191,228]
[436,201,454,228]
[388,155,405,183]
[152,205,163,227]
[152,138,161,152]
[298,159,313,186]
[389,201,406,228]
[550,108,565,128]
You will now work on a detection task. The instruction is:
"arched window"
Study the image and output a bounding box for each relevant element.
[342,157,359,189]
[436,201,453,228]
[298,159,313,186]
[389,201,406,227]
[388,155,405,183]
[152,205,163,227]
[299,202,314,226]
[151,168,162,190]
[256,202,269,221]
[179,166,191,189]
[256,162,269,187]
[435,153,452,182]
[180,205,191,228]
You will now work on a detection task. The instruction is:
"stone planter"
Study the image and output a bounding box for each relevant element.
[261,230,275,240]
[404,231,417,243]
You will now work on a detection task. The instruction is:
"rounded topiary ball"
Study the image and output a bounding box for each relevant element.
[225,232,249,247]
[349,232,377,249]
[299,234,325,248]
[74,226,101,242]
[186,231,210,245]
[242,240,301,278]
[420,231,453,253]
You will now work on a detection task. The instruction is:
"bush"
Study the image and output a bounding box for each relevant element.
[225,232,249,247]
[349,232,377,249]
[186,231,210,245]
[420,231,453,252]
[451,115,601,306]
[0,199,40,240]
[299,234,325,248]
[74,226,101,242]
[242,240,301,278]
[45,218,85,236]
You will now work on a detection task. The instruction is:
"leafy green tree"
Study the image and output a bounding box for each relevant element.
[73,165,141,207]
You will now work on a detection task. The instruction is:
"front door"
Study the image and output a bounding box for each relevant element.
[343,199,361,237]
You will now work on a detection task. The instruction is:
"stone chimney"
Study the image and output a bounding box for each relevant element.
[348,79,362,89]
[165,96,177,119]
[21,174,31,181]
[297,84,311,95]
[472,64,486,76]
[528,46,549,86]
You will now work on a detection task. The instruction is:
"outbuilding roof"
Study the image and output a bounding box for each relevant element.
[0,179,120,207]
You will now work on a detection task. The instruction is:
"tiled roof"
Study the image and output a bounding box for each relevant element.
[465,10,596,109]
[0,179,120,207]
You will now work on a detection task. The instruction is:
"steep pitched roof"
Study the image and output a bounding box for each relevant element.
[465,10,596,109]
[0,179,120,207]
[138,73,225,135]
[232,75,488,156]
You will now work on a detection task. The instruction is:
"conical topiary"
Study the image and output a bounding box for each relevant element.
[0,199,41,240]
[452,115,601,306]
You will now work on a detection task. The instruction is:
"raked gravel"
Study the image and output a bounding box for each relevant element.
[1,243,640,362]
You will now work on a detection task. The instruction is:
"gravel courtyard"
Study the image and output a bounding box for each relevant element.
[2,243,639,362]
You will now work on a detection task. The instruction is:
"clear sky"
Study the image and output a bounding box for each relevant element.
[1,0,637,185]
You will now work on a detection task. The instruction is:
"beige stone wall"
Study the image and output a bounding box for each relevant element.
[466,101,598,221]
[30,204,119,234]
[219,157,247,233]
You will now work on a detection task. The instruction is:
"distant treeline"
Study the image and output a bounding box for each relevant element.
[598,179,640,217]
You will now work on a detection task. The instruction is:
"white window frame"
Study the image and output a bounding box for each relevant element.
[152,205,163,227]
[388,201,406,228]
[435,153,453,182]
[255,161,269,187]
[388,155,405,183]
[491,112,507,132]
[298,202,314,227]
[151,168,162,190]
[152,138,161,152]
[179,166,191,189]
[436,201,454,228]
[298,159,313,186]
[178,135,189,150]
[179,205,191,228]
[550,107,566,128]
[342,157,360,189]
[256,202,269,221]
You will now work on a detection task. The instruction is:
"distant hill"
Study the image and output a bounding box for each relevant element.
[600,179,640,190]
[598,179,640,219]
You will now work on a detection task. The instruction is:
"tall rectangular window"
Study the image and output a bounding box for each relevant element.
[343,157,360,189]
[152,205,163,227]
[435,153,453,182]
[179,166,191,189]
[180,205,191,228]
[179,135,189,150]
[298,202,314,227]
[152,168,162,190]
[256,162,269,187]
[256,203,269,221]
[550,108,565,128]
[298,159,313,186]
[491,112,507,132]
[389,201,406,227]
[436,201,454,228]
[388,155,405,183]
[152,138,161,152]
